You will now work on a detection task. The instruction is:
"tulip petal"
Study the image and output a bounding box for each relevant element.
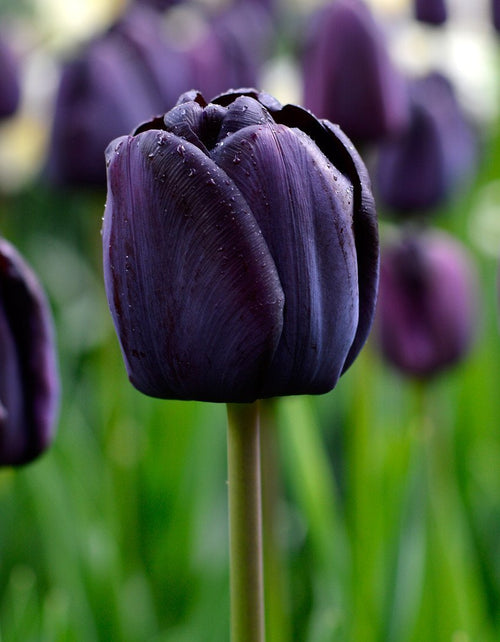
[212,119,359,396]
[103,130,285,402]
[271,101,379,372]
[0,240,59,465]
[321,120,379,371]
[218,96,274,138]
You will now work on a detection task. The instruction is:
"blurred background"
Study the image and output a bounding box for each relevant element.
[1,0,500,640]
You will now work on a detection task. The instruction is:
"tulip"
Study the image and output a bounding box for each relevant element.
[46,5,191,186]
[492,0,500,32]
[377,229,477,378]
[102,88,379,403]
[414,0,447,25]
[0,34,20,119]
[0,238,59,465]
[302,0,408,144]
[375,71,477,215]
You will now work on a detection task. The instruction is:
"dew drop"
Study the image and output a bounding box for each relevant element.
[233,155,241,165]
[188,168,197,177]
[176,144,186,157]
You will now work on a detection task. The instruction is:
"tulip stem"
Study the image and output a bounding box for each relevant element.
[226,402,265,642]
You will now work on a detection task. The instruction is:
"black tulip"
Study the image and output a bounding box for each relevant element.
[46,5,190,187]
[302,0,408,144]
[377,229,477,378]
[102,89,379,402]
[375,71,477,216]
[0,238,59,465]
[414,0,447,25]
[0,34,20,120]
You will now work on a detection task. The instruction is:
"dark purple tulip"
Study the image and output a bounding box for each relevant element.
[103,89,379,403]
[492,0,500,32]
[414,0,447,25]
[376,71,477,215]
[46,5,190,187]
[377,229,477,378]
[0,238,59,465]
[302,0,408,144]
[0,33,20,119]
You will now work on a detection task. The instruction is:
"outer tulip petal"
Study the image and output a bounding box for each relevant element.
[103,131,284,402]
[212,121,359,396]
[0,240,59,465]
[0,300,26,460]
[270,101,379,372]
[321,121,379,371]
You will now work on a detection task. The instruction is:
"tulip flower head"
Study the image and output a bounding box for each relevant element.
[0,238,59,465]
[103,89,379,402]
[375,72,477,216]
[493,0,500,32]
[0,34,20,120]
[302,0,408,144]
[377,229,477,378]
[414,0,447,25]
[46,5,191,187]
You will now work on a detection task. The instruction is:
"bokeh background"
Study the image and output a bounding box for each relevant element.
[2,0,500,640]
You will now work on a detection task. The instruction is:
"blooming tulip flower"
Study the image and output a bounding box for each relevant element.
[0,34,20,119]
[0,238,59,465]
[375,71,477,215]
[302,0,408,143]
[414,0,447,25]
[103,89,379,402]
[377,229,477,378]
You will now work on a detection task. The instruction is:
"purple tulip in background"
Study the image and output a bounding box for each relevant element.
[377,229,477,379]
[492,0,500,32]
[0,33,20,120]
[46,3,267,187]
[46,5,191,187]
[103,89,379,402]
[375,71,477,215]
[302,0,408,144]
[414,0,447,25]
[0,238,59,466]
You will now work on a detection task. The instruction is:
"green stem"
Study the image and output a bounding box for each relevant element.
[226,402,265,642]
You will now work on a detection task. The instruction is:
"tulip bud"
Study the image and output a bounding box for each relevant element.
[375,72,477,215]
[103,89,379,402]
[492,0,500,32]
[0,34,20,120]
[302,0,408,144]
[0,238,59,465]
[414,0,447,25]
[46,5,190,186]
[377,229,477,378]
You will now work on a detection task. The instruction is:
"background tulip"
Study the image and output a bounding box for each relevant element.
[46,5,191,187]
[0,238,59,466]
[414,0,447,25]
[0,33,20,120]
[375,71,477,215]
[493,0,500,32]
[302,0,408,144]
[377,229,477,378]
[103,89,379,403]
